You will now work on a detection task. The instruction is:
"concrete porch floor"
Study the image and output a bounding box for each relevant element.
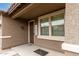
[0,44,64,56]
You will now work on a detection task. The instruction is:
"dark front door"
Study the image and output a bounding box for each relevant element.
[30,21,34,44]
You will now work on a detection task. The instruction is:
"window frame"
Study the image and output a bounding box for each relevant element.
[38,9,65,41]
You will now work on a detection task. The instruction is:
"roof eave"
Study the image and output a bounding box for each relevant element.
[7,3,21,15]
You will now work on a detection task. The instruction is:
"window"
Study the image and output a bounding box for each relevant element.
[40,17,49,35]
[51,13,64,36]
[39,9,64,37]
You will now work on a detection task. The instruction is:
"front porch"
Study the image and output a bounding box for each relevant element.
[0,44,64,56]
[0,3,79,56]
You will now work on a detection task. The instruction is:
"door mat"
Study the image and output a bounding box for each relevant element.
[34,49,48,56]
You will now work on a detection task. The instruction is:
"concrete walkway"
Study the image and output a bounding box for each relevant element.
[0,44,64,56]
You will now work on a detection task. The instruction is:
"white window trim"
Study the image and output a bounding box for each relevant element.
[38,9,65,41]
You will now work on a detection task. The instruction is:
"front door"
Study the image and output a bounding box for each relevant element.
[29,21,34,44]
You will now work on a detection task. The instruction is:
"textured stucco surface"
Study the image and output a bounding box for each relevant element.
[64,3,79,55]
[65,3,79,45]
[64,51,79,56]
[2,15,28,49]
[34,37,64,53]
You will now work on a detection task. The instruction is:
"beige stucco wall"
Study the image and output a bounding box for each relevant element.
[64,51,79,56]
[2,15,28,49]
[34,37,63,53]
[64,3,79,55]
[65,3,79,45]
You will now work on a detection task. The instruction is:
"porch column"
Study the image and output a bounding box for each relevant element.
[62,3,79,56]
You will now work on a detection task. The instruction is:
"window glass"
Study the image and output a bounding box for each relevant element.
[51,13,64,36]
[40,17,49,35]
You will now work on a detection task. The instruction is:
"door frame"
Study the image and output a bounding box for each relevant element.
[28,20,35,44]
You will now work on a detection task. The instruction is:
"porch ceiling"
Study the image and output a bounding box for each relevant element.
[12,3,65,20]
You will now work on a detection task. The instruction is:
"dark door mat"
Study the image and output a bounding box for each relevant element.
[34,49,48,56]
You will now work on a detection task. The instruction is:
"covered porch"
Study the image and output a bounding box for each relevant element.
[1,3,79,56]
[0,3,65,56]
[11,3,65,53]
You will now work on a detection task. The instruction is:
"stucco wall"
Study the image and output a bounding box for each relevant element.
[2,15,28,49]
[63,3,79,55]
[34,37,63,53]
[65,3,79,45]
[64,51,79,56]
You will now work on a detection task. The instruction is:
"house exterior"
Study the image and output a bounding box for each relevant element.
[0,3,79,56]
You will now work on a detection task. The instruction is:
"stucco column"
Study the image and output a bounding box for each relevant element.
[62,3,79,55]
